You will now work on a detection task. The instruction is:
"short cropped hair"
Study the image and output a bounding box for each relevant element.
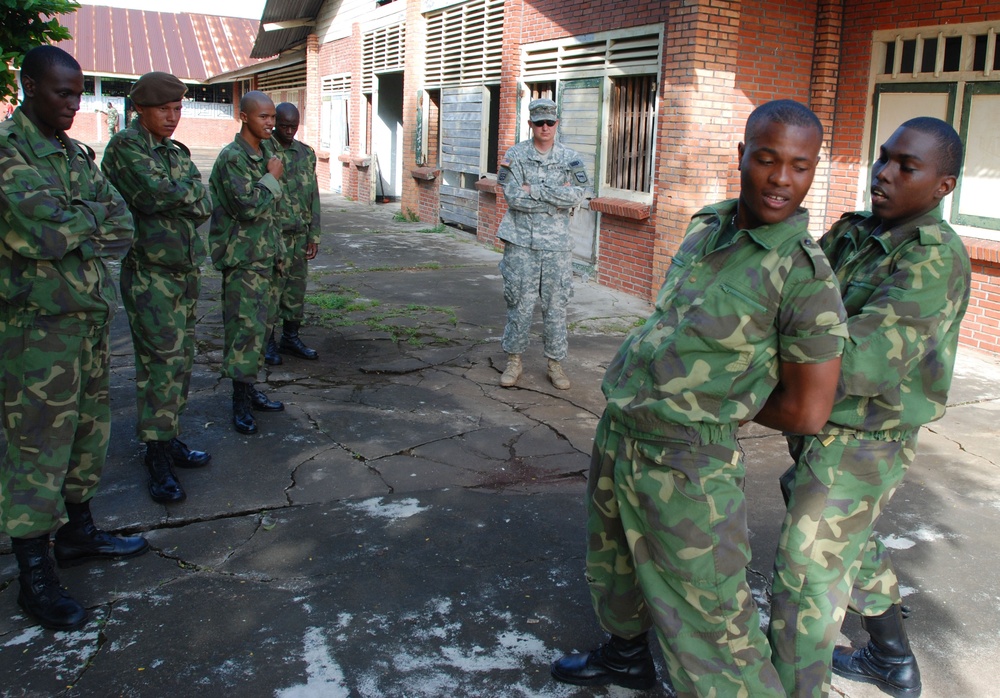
[20,45,81,86]
[745,99,823,143]
[898,116,964,177]
[239,90,273,113]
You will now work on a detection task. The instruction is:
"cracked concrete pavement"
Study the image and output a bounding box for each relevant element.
[2,147,1000,697]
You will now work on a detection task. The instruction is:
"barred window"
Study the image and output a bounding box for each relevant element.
[605,75,656,193]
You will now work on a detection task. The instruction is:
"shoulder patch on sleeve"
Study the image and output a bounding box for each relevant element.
[574,169,588,184]
[568,159,583,168]
[497,168,508,183]
[499,156,511,169]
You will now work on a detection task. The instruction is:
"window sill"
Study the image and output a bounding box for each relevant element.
[962,235,1000,264]
[411,167,440,181]
[339,154,370,167]
[475,178,501,194]
[589,197,651,221]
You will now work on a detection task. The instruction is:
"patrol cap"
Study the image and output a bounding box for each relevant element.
[528,98,558,122]
[130,72,187,106]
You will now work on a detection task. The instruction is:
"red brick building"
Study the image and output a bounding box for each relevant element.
[252,0,1000,354]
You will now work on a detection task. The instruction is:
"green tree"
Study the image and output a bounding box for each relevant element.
[1,0,80,103]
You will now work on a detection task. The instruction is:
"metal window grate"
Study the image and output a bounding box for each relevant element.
[523,28,661,79]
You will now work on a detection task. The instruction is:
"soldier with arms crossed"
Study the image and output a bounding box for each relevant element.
[0,46,147,631]
[496,98,589,390]
[101,71,213,504]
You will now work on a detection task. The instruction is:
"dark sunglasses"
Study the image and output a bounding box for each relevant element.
[532,120,557,127]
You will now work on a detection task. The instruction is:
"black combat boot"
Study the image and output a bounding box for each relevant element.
[12,535,88,631]
[169,437,211,468]
[264,330,283,366]
[53,500,149,568]
[551,634,657,690]
[832,604,922,697]
[233,380,258,434]
[145,440,186,503]
[279,320,318,360]
[250,385,284,411]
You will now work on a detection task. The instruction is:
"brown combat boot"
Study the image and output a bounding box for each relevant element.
[547,358,570,390]
[500,354,522,387]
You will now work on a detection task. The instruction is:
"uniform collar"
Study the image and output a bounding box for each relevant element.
[706,198,810,250]
[12,108,75,160]
[136,121,178,151]
[234,132,268,160]
[864,206,943,253]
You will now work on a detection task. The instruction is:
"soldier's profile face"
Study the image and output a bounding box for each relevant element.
[274,110,299,146]
[136,101,183,141]
[736,120,820,229]
[23,63,84,136]
[870,126,955,229]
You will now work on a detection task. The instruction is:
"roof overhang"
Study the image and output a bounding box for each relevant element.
[251,0,325,59]
[206,48,307,83]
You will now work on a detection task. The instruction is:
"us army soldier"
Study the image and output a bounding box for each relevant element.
[0,46,148,632]
[101,71,213,505]
[497,98,589,390]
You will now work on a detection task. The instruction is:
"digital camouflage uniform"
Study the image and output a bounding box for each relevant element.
[768,208,971,697]
[208,134,283,383]
[274,137,320,324]
[101,122,212,442]
[497,138,589,361]
[590,200,847,697]
[0,108,133,537]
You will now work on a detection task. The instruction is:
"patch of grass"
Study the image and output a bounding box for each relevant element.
[393,209,421,223]
[306,291,458,345]
[417,223,448,234]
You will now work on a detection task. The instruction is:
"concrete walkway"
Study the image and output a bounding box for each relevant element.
[2,162,999,697]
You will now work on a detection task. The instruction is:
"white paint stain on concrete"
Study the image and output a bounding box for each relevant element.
[347,497,429,521]
[275,626,348,698]
[881,534,916,550]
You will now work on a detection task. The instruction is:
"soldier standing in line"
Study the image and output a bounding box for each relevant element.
[101,71,213,504]
[208,90,286,435]
[550,101,848,695]
[496,98,589,390]
[0,45,148,631]
[264,102,320,366]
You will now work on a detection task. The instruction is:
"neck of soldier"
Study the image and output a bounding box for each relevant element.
[240,127,264,155]
[532,136,553,154]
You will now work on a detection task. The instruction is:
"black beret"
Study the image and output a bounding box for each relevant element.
[130,72,187,106]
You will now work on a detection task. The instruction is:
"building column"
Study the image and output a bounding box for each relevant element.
[305,33,320,150]
[807,0,843,234]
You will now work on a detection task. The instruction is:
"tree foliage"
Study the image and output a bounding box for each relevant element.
[1,0,80,103]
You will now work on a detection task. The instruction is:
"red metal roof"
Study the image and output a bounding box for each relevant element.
[56,5,262,81]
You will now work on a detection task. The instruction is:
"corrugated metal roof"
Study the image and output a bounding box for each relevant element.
[56,6,262,81]
[251,0,325,59]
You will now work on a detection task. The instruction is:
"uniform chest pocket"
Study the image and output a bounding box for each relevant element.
[681,280,777,353]
[843,278,879,314]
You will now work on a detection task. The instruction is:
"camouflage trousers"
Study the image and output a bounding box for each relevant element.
[276,231,309,324]
[586,413,784,697]
[499,243,572,361]
[0,321,110,537]
[221,264,278,382]
[121,263,200,442]
[768,432,916,698]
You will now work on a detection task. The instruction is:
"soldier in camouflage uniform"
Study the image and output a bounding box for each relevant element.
[209,90,286,435]
[101,71,213,505]
[767,118,972,698]
[0,46,148,632]
[102,101,119,139]
[264,102,320,366]
[496,98,589,390]
[551,101,848,695]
